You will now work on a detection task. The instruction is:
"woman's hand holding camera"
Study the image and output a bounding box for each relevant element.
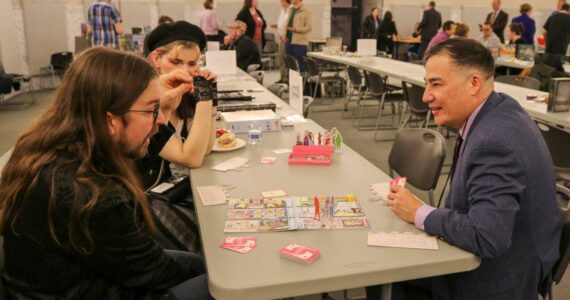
[159,69,193,117]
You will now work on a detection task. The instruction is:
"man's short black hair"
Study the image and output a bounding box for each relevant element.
[443,20,455,31]
[424,38,495,79]
[429,1,436,8]
[562,3,570,11]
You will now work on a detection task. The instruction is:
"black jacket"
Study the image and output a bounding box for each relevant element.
[485,10,509,43]
[3,159,189,299]
[417,8,442,41]
[236,8,267,48]
[361,15,380,39]
[223,35,261,71]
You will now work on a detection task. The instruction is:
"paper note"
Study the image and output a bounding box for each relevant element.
[289,70,304,115]
[367,232,439,250]
[206,50,237,75]
[260,156,277,164]
[273,148,292,154]
[211,157,249,172]
[197,185,228,206]
[369,182,390,200]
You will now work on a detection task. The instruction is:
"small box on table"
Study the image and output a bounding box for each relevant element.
[220,109,282,133]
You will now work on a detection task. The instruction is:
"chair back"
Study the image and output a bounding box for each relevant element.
[285,55,300,72]
[553,208,570,284]
[496,75,541,90]
[535,121,570,170]
[264,32,275,42]
[403,82,429,115]
[263,40,278,54]
[50,52,73,71]
[347,67,363,86]
[408,52,421,64]
[304,57,320,77]
[388,128,446,191]
[303,96,314,118]
[365,72,387,95]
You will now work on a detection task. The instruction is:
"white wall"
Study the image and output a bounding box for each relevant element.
[0,0,29,74]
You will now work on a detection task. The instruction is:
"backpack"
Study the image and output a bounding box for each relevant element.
[146,161,201,253]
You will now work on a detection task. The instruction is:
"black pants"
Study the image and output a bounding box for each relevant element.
[366,280,432,300]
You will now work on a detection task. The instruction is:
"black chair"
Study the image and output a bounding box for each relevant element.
[496,75,541,90]
[535,121,570,183]
[262,40,278,69]
[388,128,447,206]
[303,57,343,101]
[0,63,35,108]
[341,66,366,117]
[44,51,73,88]
[547,185,570,300]
[357,72,403,132]
[398,82,431,130]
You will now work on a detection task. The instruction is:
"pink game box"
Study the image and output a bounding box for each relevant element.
[287,146,333,166]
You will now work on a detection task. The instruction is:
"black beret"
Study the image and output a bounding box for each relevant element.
[144,21,207,56]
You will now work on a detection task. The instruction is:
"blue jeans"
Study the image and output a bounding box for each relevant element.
[165,250,214,300]
[285,43,308,72]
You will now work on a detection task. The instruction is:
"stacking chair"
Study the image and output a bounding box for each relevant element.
[546,192,570,300]
[535,121,570,183]
[0,63,35,108]
[496,75,541,90]
[354,71,403,131]
[342,66,366,117]
[246,64,260,72]
[407,52,422,65]
[388,128,446,206]
[303,57,342,101]
[398,82,431,130]
[41,51,73,89]
[303,96,314,118]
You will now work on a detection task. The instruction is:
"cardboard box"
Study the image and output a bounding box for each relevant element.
[220,110,282,133]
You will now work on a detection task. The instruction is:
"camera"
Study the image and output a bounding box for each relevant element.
[192,76,218,105]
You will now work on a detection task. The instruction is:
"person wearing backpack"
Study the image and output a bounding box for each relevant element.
[0,47,213,300]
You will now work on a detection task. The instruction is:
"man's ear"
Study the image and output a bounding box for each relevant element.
[106,112,119,137]
[469,73,484,96]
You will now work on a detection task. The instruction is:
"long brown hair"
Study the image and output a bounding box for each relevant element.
[0,47,157,254]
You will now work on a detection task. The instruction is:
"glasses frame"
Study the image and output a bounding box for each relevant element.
[127,102,160,124]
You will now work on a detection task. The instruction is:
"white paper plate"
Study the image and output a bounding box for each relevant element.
[212,138,247,152]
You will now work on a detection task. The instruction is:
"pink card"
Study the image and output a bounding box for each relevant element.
[279,243,321,265]
[222,236,257,247]
[220,244,254,254]
[260,156,277,164]
[389,176,407,188]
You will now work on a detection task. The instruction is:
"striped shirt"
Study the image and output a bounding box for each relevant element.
[88,1,122,48]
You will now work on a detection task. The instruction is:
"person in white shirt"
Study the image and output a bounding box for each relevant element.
[271,0,292,83]
[478,23,501,52]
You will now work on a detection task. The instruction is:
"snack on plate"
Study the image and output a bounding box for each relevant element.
[218,132,236,148]
[216,128,230,138]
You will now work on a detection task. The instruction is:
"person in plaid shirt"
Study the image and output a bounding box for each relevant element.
[87,0,125,48]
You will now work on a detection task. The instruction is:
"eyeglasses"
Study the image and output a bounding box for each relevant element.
[127,102,160,123]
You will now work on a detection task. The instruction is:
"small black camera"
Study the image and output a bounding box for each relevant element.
[192,76,217,104]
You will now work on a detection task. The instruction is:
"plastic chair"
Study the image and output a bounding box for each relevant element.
[388,128,446,206]
[408,52,422,65]
[546,190,570,300]
[40,51,73,89]
[535,121,570,183]
[262,40,278,69]
[303,96,314,118]
[496,75,541,90]
[303,57,343,101]
[398,82,431,130]
[356,72,403,131]
[0,63,35,108]
[342,66,366,116]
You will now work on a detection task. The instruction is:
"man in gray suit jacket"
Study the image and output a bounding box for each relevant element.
[417,1,442,59]
[377,38,562,299]
[485,0,509,43]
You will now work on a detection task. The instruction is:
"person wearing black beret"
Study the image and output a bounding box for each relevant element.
[139,20,218,218]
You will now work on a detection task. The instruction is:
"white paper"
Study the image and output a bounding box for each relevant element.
[289,70,304,115]
[357,39,377,57]
[210,157,249,172]
[207,41,220,51]
[367,232,439,250]
[197,185,227,206]
[206,50,237,75]
[369,182,390,200]
[273,148,292,154]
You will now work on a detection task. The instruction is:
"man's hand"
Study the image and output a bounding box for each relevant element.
[288,26,296,32]
[386,185,424,224]
[159,69,193,114]
[223,35,232,45]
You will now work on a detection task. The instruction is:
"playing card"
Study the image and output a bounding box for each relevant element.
[222,236,257,247]
[260,156,277,164]
[220,244,254,254]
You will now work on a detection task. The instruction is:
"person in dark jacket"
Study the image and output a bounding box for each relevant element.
[361,7,381,39]
[222,20,262,71]
[378,10,398,54]
[485,0,509,43]
[236,0,267,54]
[0,47,213,300]
[416,1,442,58]
[511,3,536,45]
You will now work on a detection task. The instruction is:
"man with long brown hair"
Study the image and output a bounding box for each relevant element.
[0,48,213,299]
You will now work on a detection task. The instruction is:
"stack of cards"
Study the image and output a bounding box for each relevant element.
[220,236,257,254]
[279,243,321,265]
[390,176,407,188]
